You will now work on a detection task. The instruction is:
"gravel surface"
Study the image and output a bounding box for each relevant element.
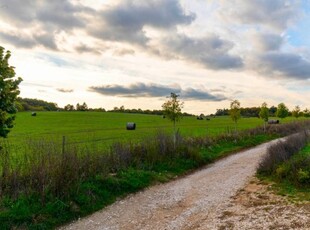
[60,138,304,230]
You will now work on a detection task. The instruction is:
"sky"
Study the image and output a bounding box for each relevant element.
[0,0,310,115]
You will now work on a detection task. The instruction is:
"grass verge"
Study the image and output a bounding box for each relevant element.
[257,132,310,202]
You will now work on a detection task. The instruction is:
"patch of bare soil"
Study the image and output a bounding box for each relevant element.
[202,178,310,230]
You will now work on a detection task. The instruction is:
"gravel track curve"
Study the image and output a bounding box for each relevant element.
[60,138,284,230]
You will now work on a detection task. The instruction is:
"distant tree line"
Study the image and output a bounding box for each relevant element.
[215,105,287,117]
[16,98,58,111]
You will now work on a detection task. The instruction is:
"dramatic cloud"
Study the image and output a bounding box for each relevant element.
[161,34,243,69]
[57,88,74,93]
[253,52,310,80]
[88,0,195,45]
[89,83,227,101]
[0,0,91,50]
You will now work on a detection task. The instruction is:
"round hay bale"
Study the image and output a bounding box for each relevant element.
[126,122,136,130]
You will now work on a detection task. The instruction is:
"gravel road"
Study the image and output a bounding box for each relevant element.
[60,138,288,230]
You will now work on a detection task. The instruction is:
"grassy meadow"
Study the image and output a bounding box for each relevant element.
[7,111,294,150]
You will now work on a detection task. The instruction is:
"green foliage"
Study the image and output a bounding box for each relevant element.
[0,47,22,138]
[162,93,184,128]
[259,102,269,132]
[292,105,301,119]
[17,97,58,111]
[76,102,88,111]
[303,108,310,118]
[64,104,75,111]
[259,102,269,122]
[276,102,289,119]
[258,137,310,201]
[229,100,241,130]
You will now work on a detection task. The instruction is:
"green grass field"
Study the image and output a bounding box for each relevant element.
[7,111,297,150]
[9,112,259,146]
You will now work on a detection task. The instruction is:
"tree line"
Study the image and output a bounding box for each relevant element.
[215,104,310,118]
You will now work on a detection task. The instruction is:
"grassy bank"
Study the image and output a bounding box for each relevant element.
[258,131,310,201]
[0,120,310,229]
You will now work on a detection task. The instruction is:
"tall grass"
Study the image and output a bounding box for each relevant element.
[0,120,310,228]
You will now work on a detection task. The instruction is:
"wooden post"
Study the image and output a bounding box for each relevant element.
[62,136,65,156]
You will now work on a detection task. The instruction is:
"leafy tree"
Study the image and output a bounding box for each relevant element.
[64,104,75,111]
[0,46,22,138]
[269,106,277,116]
[276,103,289,119]
[229,100,241,131]
[259,102,269,132]
[304,108,310,118]
[292,105,301,119]
[76,102,88,111]
[162,93,184,146]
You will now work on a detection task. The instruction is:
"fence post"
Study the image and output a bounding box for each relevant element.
[62,136,65,156]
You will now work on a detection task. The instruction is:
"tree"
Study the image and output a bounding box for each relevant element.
[259,102,269,132]
[276,103,289,120]
[292,105,301,119]
[76,102,88,111]
[269,106,277,116]
[229,100,241,131]
[162,93,184,146]
[304,108,310,118]
[64,104,75,111]
[0,46,22,138]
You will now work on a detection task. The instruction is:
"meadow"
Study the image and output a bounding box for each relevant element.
[7,111,288,149]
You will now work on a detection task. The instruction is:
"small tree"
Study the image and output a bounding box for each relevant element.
[64,104,75,111]
[292,105,301,119]
[162,93,184,146]
[0,47,22,138]
[276,103,289,120]
[304,108,310,118]
[259,102,269,132]
[229,100,241,131]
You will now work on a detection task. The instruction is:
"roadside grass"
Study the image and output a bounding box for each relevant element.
[257,133,310,202]
[0,118,309,229]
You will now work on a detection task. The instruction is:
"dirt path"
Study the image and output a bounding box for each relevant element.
[60,138,305,230]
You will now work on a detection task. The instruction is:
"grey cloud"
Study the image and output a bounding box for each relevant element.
[182,88,227,101]
[0,0,91,50]
[89,83,227,101]
[57,88,74,93]
[253,33,283,52]
[34,33,58,50]
[0,32,36,48]
[222,0,300,30]
[89,0,195,45]
[75,44,102,55]
[90,83,180,98]
[0,31,59,50]
[113,49,135,56]
[36,1,86,29]
[162,34,243,70]
[254,52,310,80]
[0,0,88,29]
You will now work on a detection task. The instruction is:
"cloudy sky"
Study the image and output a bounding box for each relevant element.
[1,0,310,114]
